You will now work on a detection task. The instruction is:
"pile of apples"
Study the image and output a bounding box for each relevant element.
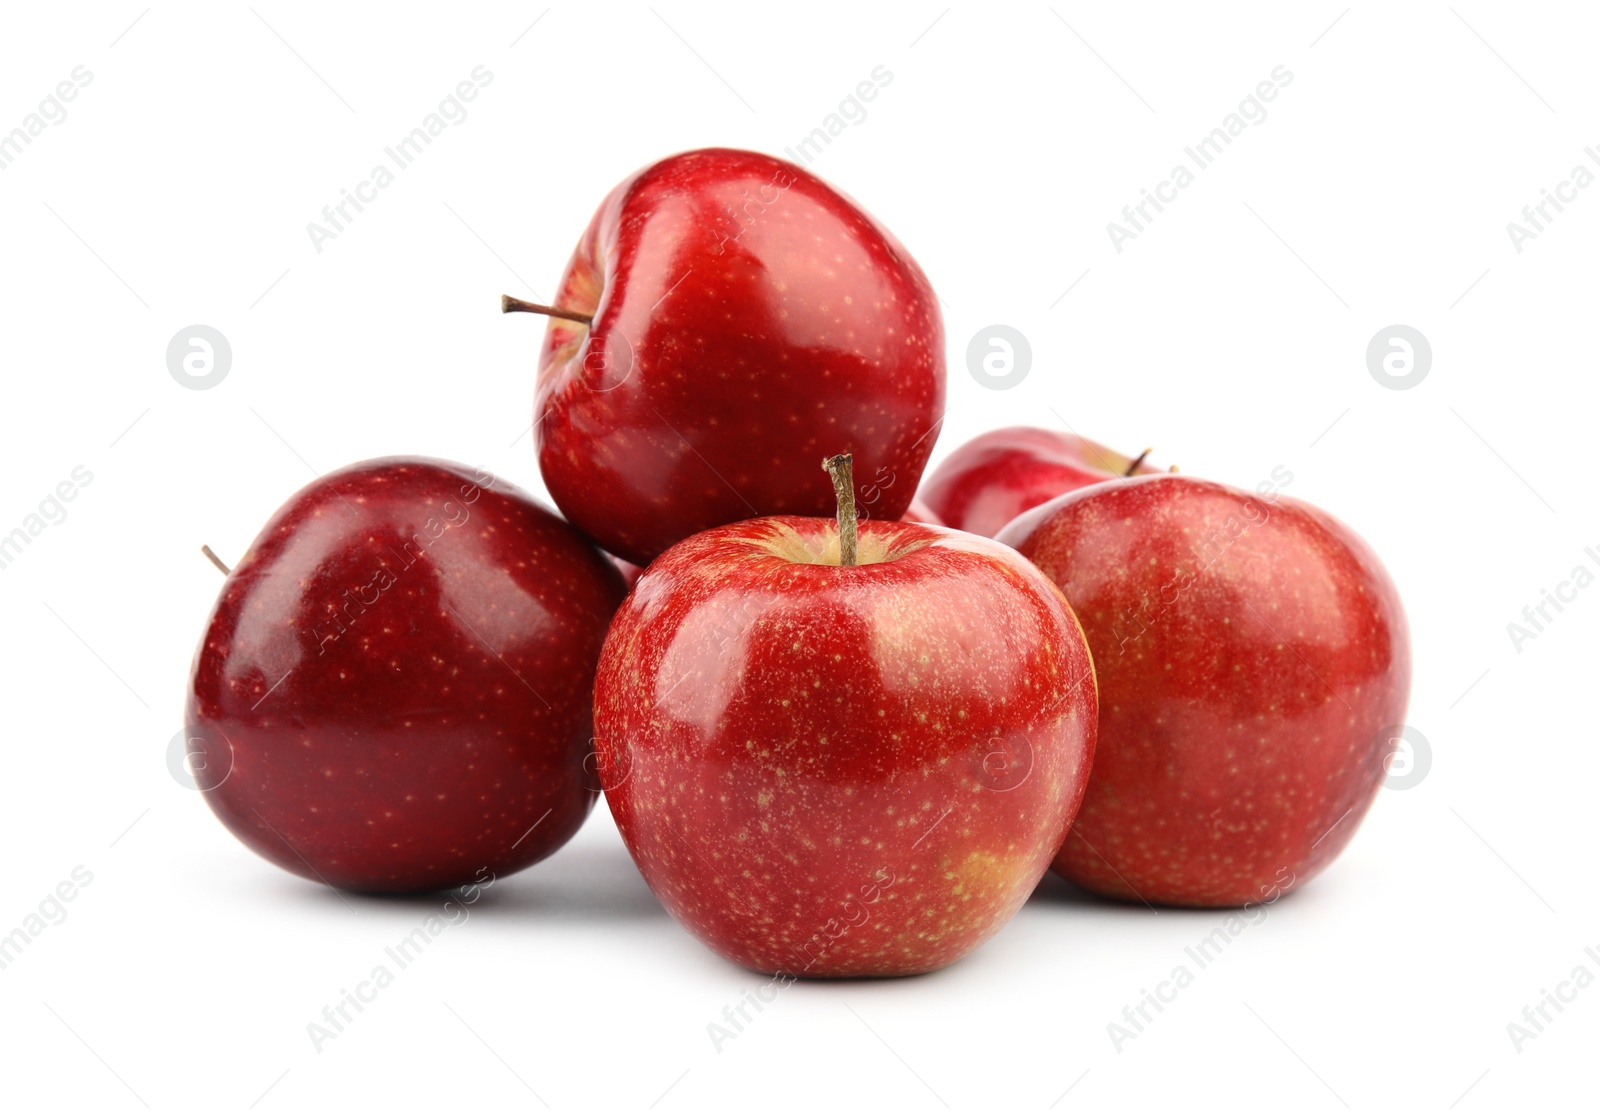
[186,148,1409,978]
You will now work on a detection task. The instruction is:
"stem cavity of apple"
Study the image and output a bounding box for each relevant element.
[500,294,594,327]
[201,544,231,575]
[823,452,858,567]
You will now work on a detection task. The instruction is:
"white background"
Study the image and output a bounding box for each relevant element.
[1,2,1594,1113]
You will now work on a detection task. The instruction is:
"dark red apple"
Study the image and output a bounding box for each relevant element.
[997,474,1410,907]
[516,148,946,566]
[593,462,1097,976]
[921,426,1161,537]
[185,457,625,892]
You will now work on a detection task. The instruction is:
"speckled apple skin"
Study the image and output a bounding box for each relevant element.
[997,474,1411,907]
[535,148,946,566]
[594,516,1097,977]
[185,458,626,893]
[922,426,1161,538]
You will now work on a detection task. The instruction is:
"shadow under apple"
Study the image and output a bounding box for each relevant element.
[257,838,668,926]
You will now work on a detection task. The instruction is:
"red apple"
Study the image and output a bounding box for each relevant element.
[185,457,625,892]
[900,497,943,525]
[921,426,1161,537]
[593,461,1097,976]
[517,148,946,565]
[996,474,1410,907]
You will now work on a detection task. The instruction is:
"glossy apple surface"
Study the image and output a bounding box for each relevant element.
[594,515,1097,976]
[922,426,1161,537]
[997,474,1410,907]
[533,148,946,565]
[185,458,626,892]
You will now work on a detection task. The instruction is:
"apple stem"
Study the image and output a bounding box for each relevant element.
[500,294,593,327]
[1124,448,1153,476]
[823,453,858,567]
[201,544,231,575]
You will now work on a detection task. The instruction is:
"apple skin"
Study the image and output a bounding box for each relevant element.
[921,426,1161,537]
[593,515,1097,976]
[535,148,946,566]
[185,458,626,893]
[996,474,1410,907]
